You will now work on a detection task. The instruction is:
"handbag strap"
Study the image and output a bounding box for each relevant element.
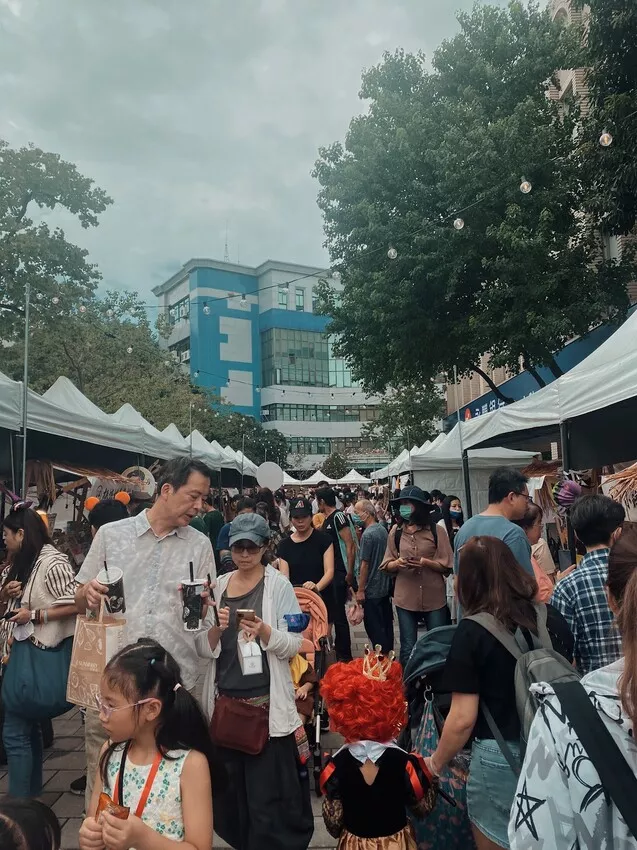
[552,680,637,837]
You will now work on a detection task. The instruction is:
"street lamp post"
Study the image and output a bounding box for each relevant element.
[189,402,194,456]
[241,432,245,494]
[20,280,31,498]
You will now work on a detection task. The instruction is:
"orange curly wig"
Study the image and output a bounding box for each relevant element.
[320,657,407,743]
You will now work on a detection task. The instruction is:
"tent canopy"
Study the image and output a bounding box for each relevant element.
[337,468,371,486]
[283,471,302,485]
[460,309,637,467]
[304,470,337,485]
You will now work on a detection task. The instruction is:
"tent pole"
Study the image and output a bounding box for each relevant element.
[560,421,577,563]
[20,279,31,498]
[462,450,473,518]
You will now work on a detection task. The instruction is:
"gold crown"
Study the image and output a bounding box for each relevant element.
[362,644,395,681]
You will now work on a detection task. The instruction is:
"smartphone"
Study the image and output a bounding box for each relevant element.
[1,610,16,621]
[236,608,256,628]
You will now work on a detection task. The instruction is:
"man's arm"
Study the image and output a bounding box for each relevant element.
[74,528,108,613]
[339,524,355,578]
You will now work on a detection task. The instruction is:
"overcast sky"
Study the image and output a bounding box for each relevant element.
[0,0,506,305]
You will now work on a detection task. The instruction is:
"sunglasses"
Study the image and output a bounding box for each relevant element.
[230,543,263,555]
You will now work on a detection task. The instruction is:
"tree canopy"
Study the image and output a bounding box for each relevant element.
[576,0,637,235]
[321,452,350,481]
[362,384,444,451]
[313,1,634,395]
[0,140,112,341]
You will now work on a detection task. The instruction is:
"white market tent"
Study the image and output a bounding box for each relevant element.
[410,425,537,513]
[283,471,302,486]
[459,308,637,468]
[304,470,338,485]
[337,469,372,486]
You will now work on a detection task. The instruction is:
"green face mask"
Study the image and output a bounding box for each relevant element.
[399,504,413,521]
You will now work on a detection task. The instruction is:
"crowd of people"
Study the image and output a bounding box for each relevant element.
[0,459,636,849]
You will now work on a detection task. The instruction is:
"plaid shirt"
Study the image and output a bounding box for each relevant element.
[549,548,622,675]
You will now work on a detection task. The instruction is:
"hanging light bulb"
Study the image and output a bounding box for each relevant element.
[226,378,231,385]
[36,292,43,301]
[194,370,199,378]
[331,270,341,281]
[126,346,133,354]
[387,246,398,260]
[599,130,613,148]
[164,360,171,367]
[255,386,261,393]
[239,295,248,307]
[519,177,532,194]
[284,282,290,292]
[52,296,60,305]
[203,304,211,315]
[79,305,87,313]
[453,218,465,231]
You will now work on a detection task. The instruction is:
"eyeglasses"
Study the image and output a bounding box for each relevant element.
[94,694,154,719]
[514,491,533,503]
[230,543,263,555]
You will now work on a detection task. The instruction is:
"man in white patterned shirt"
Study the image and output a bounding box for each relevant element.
[74,458,218,807]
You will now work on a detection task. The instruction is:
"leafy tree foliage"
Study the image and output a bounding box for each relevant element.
[362,384,444,450]
[576,0,637,235]
[0,140,112,341]
[321,452,350,481]
[313,2,633,395]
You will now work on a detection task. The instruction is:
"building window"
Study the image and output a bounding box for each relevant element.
[261,404,376,423]
[278,287,288,309]
[168,296,190,326]
[169,337,191,363]
[260,329,354,388]
[295,288,305,312]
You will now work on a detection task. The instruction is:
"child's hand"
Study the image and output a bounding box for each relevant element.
[101,811,143,850]
[295,684,312,701]
[78,816,105,850]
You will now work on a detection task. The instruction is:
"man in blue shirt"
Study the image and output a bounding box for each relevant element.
[551,494,625,674]
[454,467,533,577]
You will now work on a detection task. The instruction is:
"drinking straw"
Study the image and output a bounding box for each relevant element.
[103,560,110,582]
[207,573,212,587]
[189,561,194,583]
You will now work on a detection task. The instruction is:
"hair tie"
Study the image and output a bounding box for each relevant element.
[173,683,182,693]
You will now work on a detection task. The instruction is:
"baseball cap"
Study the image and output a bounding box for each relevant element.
[229,513,270,547]
[290,497,312,518]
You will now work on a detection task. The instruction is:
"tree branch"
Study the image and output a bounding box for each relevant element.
[60,340,84,391]
[470,364,515,403]
[547,356,563,379]
[522,353,547,388]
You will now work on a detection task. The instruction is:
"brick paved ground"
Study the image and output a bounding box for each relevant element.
[0,624,376,849]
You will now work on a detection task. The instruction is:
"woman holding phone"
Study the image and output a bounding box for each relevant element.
[198,512,313,850]
[381,486,453,668]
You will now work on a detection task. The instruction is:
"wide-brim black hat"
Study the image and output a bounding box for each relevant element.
[391,485,434,509]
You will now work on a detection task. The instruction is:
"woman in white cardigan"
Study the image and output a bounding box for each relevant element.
[196,512,313,850]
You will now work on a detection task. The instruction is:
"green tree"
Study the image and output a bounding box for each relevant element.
[0,140,112,340]
[321,452,350,481]
[575,0,637,235]
[362,384,444,450]
[202,411,289,469]
[313,2,633,396]
[1,291,222,431]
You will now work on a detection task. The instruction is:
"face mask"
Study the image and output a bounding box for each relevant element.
[449,509,463,520]
[399,505,414,521]
[351,514,363,526]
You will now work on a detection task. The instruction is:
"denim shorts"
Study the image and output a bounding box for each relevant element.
[466,738,520,849]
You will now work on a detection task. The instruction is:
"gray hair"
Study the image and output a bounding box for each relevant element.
[356,499,377,519]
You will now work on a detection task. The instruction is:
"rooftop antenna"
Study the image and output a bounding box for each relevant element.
[223,221,230,263]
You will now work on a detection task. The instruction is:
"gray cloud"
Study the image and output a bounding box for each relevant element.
[0,0,505,305]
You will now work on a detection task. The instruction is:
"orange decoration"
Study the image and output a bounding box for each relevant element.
[114,491,131,506]
[36,510,49,530]
[85,497,100,512]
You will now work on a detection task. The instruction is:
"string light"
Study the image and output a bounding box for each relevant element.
[239,295,248,307]
[387,246,398,260]
[203,304,211,315]
[453,218,465,231]
[599,130,613,148]
[331,270,341,281]
[36,292,43,301]
[194,370,199,378]
[106,309,114,318]
[52,296,59,305]
[126,346,133,354]
[79,305,87,313]
[164,360,171,367]
[519,178,532,194]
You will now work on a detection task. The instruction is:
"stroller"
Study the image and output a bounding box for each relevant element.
[293,587,330,795]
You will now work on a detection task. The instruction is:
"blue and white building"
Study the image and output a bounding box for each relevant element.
[153,258,388,471]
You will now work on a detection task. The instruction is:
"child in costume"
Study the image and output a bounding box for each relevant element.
[320,645,437,849]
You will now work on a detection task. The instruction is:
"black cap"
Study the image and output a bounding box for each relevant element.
[290,497,312,518]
